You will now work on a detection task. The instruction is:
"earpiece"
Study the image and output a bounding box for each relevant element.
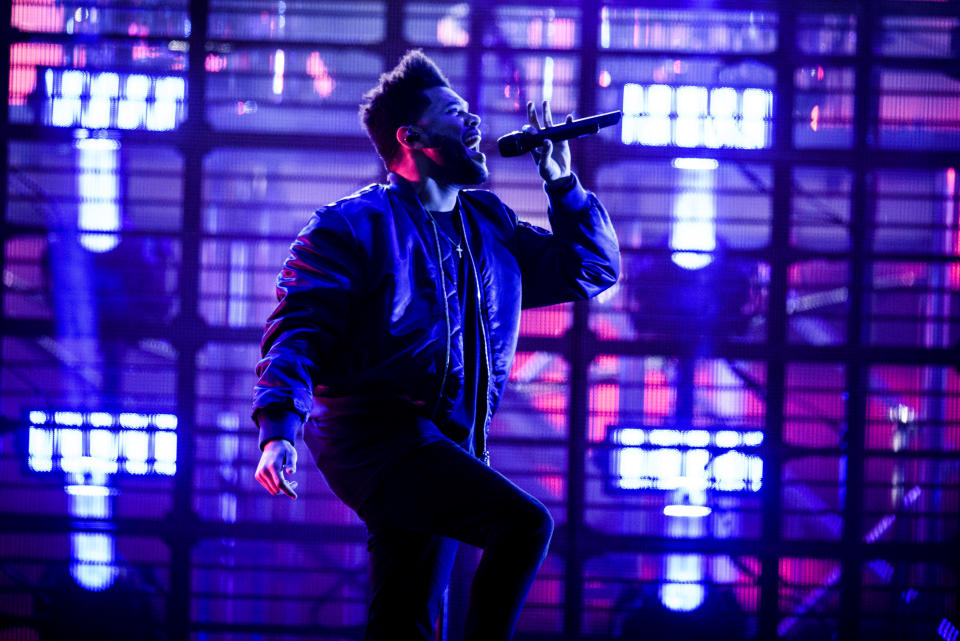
[406,131,419,143]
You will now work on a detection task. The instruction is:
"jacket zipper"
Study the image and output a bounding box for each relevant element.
[459,210,492,465]
[426,214,452,419]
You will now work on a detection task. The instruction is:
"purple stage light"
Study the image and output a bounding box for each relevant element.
[27,410,178,591]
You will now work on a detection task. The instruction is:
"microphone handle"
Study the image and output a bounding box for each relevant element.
[497,111,622,157]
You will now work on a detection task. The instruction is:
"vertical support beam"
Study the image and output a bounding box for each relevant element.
[1,0,11,380]
[383,0,408,73]
[564,3,600,638]
[465,0,484,116]
[168,1,210,639]
[759,6,796,637]
[840,2,878,640]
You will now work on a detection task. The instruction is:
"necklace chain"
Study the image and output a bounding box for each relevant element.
[430,207,464,259]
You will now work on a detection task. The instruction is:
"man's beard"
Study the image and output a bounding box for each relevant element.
[435,136,489,186]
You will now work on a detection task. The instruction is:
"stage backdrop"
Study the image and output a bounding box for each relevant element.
[2,1,959,640]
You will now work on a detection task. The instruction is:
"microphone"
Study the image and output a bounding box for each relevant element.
[497,110,622,157]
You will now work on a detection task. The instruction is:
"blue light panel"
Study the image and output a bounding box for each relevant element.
[26,410,178,592]
[621,83,772,149]
[610,426,764,492]
[43,69,186,131]
[28,410,178,476]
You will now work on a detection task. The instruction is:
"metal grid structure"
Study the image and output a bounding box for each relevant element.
[2,1,959,640]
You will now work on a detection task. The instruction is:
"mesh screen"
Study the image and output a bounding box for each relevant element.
[3,2,959,640]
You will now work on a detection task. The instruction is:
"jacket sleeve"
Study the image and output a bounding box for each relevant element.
[514,173,620,309]
[252,208,362,444]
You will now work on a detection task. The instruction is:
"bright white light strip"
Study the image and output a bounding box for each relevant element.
[644,84,672,146]
[715,430,741,448]
[65,485,114,497]
[672,158,719,171]
[70,532,118,592]
[82,72,117,129]
[89,412,113,427]
[713,451,748,491]
[88,429,118,474]
[56,411,83,426]
[741,88,771,149]
[542,56,554,103]
[119,412,149,429]
[51,69,84,127]
[28,426,54,472]
[76,137,121,253]
[70,492,111,518]
[121,430,150,475]
[684,430,710,447]
[652,448,682,489]
[228,242,250,328]
[675,86,707,147]
[599,8,611,49]
[649,429,680,446]
[664,504,712,517]
[272,49,285,95]
[621,83,643,144]
[661,554,706,612]
[616,448,647,489]
[617,427,645,446]
[670,153,717,270]
[153,413,178,430]
[707,87,738,148]
[148,77,184,131]
[154,432,177,476]
[118,74,149,129]
[58,428,84,473]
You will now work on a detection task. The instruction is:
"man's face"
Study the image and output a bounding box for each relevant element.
[414,86,488,186]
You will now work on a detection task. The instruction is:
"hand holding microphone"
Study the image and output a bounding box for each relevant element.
[499,103,623,164]
[519,101,572,182]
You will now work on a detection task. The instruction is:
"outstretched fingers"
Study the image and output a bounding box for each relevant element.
[277,476,298,499]
[527,101,542,130]
[542,100,553,128]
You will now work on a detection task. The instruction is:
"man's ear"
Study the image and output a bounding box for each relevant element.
[397,126,423,149]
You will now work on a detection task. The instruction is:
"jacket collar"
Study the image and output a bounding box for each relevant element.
[387,173,468,217]
[387,173,425,209]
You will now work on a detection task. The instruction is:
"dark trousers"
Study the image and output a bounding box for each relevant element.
[356,438,554,641]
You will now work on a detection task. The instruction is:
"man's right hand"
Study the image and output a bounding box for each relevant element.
[255,438,299,499]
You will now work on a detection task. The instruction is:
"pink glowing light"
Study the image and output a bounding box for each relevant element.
[11,0,65,33]
[306,52,335,98]
[9,42,65,106]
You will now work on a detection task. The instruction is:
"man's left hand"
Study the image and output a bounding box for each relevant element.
[526,100,572,183]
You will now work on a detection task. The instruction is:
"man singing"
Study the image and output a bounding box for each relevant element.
[253,50,619,641]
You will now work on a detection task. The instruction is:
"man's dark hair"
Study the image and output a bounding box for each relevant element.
[359,49,451,168]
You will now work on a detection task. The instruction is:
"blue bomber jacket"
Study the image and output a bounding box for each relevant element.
[253,172,620,451]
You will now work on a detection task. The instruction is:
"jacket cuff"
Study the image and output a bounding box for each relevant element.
[544,172,590,212]
[253,403,302,450]
[258,424,298,451]
[252,394,307,450]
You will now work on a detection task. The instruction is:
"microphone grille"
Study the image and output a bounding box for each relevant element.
[497,132,528,158]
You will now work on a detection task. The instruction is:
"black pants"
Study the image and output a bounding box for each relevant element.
[356,438,554,641]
